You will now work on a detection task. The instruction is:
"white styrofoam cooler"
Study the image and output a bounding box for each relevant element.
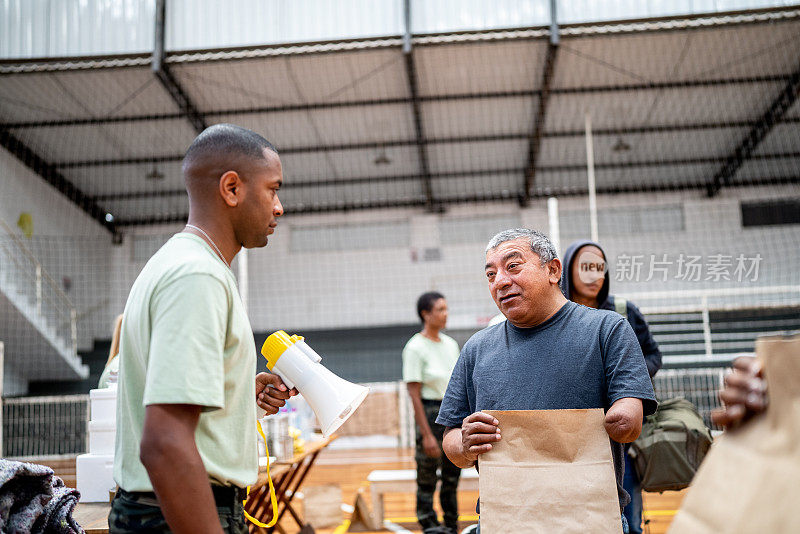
[89,387,117,422]
[79,387,118,502]
[88,420,116,455]
[76,453,115,502]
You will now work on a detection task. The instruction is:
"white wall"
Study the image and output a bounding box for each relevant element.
[242,184,800,332]
[109,184,800,339]
[2,367,26,397]
[0,145,115,352]
[106,201,548,334]
[105,222,184,329]
[1,145,118,392]
[0,146,106,238]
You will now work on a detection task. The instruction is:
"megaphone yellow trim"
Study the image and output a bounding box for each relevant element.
[261,330,294,370]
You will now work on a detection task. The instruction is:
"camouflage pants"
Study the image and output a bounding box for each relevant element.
[416,400,461,529]
[109,488,249,533]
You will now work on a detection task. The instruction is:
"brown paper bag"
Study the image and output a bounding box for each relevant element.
[479,409,621,533]
[668,334,800,534]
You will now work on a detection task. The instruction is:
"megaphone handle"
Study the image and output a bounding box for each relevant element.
[274,369,295,391]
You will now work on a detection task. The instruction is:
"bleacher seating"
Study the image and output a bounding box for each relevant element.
[645,306,799,358]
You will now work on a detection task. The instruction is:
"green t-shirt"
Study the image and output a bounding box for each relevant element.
[113,233,258,492]
[97,356,119,388]
[402,333,460,400]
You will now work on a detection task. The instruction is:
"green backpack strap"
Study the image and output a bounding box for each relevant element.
[614,296,628,319]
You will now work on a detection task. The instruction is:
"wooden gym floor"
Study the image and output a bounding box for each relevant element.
[289,448,687,534]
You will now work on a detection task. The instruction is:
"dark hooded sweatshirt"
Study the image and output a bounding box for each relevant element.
[561,240,662,378]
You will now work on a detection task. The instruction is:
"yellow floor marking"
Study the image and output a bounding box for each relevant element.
[332,519,351,533]
[644,509,678,517]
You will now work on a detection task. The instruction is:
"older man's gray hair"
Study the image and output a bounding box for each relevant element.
[486,228,558,264]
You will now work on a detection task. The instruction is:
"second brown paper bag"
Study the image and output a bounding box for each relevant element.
[668,334,800,534]
[479,409,621,533]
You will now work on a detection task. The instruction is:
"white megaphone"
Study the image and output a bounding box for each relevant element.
[261,331,369,438]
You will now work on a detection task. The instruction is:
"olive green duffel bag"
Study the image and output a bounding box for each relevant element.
[628,397,713,492]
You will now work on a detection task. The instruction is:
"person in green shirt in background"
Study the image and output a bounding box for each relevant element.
[403,292,462,534]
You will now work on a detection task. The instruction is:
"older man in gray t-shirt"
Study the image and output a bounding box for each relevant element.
[437,229,656,532]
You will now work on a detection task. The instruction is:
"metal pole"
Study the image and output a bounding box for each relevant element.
[397,382,406,448]
[521,0,559,206]
[398,381,411,449]
[701,295,713,358]
[152,0,166,73]
[547,197,561,257]
[237,248,249,314]
[585,113,599,242]
[71,308,78,355]
[402,0,411,54]
[0,342,4,457]
[35,264,42,315]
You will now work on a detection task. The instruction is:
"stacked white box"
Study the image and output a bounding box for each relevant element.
[88,387,117,422]
[87,420,116,455]
[76,454,115,502]
[77,386,117,502]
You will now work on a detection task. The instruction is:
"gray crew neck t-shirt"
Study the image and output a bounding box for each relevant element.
[436,300,657,510]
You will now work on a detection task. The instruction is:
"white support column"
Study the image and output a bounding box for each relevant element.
[585,113,599,242]
[70,309,78,355]
[35,265,42,315]
[547,196,560,257]
[237,248,249,314]
[397,381,412,449]
[701,295,713,357]
[0,341,4,457]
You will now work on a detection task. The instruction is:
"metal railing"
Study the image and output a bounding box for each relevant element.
[623,285,800,311]
[624,285,800,358]
[2,394,89,458]
[0,218,78,355]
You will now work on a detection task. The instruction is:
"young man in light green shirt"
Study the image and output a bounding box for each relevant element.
[110,124,294,534]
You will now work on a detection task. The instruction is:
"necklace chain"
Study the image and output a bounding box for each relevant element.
[185,224,231,269]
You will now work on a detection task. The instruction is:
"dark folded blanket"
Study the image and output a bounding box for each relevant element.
[0,459,84,534]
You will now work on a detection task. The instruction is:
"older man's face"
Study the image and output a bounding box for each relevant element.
[485,238,561,327]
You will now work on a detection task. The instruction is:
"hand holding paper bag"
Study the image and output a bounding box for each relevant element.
[459,412,502,465]
[710,355,767,428]
[479,409,622,533]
